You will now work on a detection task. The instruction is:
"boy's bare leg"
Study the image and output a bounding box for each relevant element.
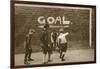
[43,54,48,64]
[60,51,62,58]
[24,52,30,64]
[48,53,52,62]
[28,48,34,61]
[61,52,66,61]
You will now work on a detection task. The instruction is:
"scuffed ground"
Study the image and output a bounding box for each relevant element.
[15,48,94,66]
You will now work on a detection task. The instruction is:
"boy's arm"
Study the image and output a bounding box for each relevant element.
[24,35,28,49]
[58,38,61,46]
[64,32,69,36]
[51,32,54,43]
[40,31,44,41]
[24,40,26,49]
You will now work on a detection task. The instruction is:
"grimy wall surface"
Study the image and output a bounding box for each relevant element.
[15,5,95,54]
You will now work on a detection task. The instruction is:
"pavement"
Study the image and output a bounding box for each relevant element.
[15,48,95,66]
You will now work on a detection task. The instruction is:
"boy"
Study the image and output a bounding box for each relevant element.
[40,23,52,64]
[51,30,57,50]
[24,29,35,64]
[57,28,69,61]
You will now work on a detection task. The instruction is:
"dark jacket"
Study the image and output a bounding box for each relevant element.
[40,30,50,45]
[25,34,32,49]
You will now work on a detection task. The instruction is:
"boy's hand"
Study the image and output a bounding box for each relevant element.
[48,44,51,47]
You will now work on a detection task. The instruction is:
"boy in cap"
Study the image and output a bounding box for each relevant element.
[40,23,52,64]
[24,29,35,64]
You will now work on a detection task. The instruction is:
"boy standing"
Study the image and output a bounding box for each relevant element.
[40,24,52,64]
[24,29,35,64]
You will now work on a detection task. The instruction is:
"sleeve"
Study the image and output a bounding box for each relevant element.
[40,31,44,42]
[64,32,69,36]
[24,40,26,48]
[51,32,54,43]
[24,35,27,48]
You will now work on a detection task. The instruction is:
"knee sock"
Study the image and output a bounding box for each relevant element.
[62,52,65,59]
[43,54,47,62]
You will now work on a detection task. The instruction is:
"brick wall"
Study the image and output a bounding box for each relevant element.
[15,6,95,54]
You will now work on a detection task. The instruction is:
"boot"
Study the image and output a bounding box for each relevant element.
[61,54,65,61]
[24,61,30,65]
[28,58,34,61]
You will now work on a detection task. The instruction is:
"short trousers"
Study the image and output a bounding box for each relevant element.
[59,43,67,52]
[41,43,53,54]
[25,47,32,54]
